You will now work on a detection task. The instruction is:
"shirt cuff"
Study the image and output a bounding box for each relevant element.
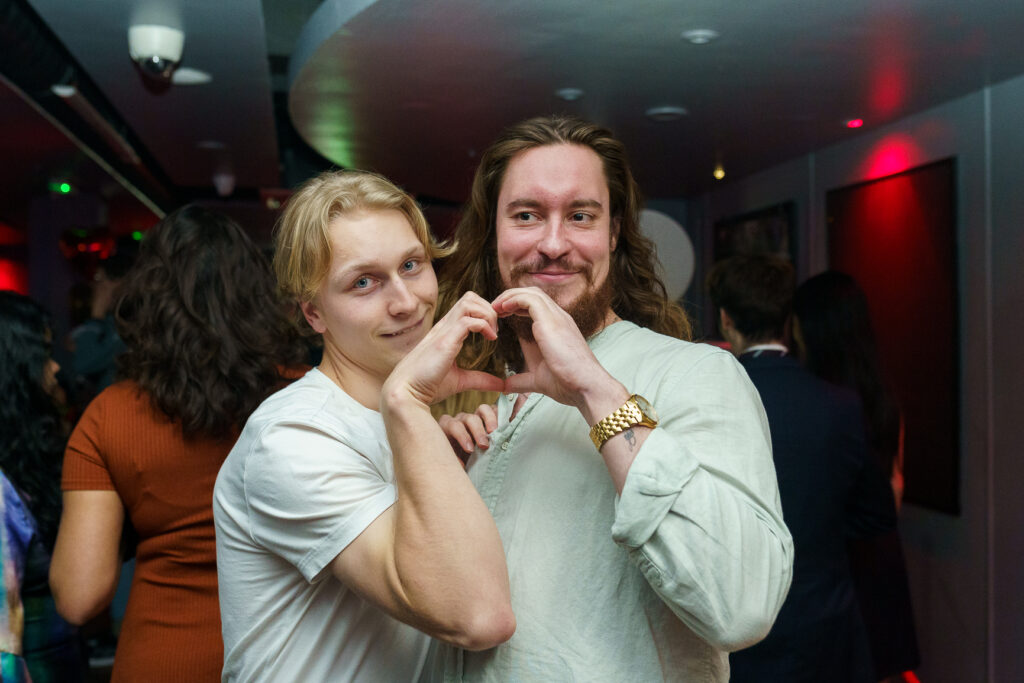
[611,428,699,548]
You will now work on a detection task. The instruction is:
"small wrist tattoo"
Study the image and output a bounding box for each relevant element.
[624,428,637,449]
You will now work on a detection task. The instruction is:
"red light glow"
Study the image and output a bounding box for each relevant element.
[846,118,864,129]
[0,259,29,293]
[861,134,925,180]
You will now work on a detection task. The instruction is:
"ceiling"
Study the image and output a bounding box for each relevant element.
[3,0,1024,237]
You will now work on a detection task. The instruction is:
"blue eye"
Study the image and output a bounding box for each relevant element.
[354,277,370,289]
[402,259,417,271]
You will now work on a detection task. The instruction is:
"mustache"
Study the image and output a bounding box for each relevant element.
[508,257,594,283]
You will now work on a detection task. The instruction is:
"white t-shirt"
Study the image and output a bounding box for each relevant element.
[214,368,429,682]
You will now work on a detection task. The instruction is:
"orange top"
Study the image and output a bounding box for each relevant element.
[62,381,234,682]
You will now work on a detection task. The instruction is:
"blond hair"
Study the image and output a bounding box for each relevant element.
[274,169,452,302]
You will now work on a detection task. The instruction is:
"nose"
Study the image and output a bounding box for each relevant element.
[387,277,418,316]
[536,219,570,259]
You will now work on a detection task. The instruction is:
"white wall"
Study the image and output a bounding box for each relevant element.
[682,72,1024,682]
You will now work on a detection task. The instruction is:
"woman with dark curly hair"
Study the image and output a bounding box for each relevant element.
[50,206,306,681]
[0,291,86,682]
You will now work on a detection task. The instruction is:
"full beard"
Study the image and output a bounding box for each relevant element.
[496,257,614,371]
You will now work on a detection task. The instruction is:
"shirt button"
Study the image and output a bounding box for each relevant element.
[500,442,510,451]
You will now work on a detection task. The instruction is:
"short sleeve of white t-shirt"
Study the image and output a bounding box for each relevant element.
[215,369,428,682]
[244,419,396,582]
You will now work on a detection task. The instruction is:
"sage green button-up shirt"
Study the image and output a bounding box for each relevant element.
[425,322,793,682]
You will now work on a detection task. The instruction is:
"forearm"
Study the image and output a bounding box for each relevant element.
[612,429,793,651]
[576,373,649,494]
[382,387,514,649]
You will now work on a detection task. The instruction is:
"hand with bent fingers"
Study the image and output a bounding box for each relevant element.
[439,403,498,456]
[491,287,620,412]
[383,292,506,408]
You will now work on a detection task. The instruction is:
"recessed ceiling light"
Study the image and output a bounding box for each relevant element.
[645,106,688,122]
[713,165,725,180]
[555,87,585,101]
[846,118,864,128]
[172,67,212,85]
[681,29,719,45]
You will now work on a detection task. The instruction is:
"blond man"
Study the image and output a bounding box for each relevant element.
[214,170,514,682]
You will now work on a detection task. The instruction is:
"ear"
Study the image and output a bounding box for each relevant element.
[299,299,327,334]
[610,217,621,251]
[718,308,734,332]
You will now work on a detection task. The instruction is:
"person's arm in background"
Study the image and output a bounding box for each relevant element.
[50,395,126,625]
[51,491,124,625]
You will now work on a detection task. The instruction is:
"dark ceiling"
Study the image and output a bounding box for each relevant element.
[3,0,1024,241]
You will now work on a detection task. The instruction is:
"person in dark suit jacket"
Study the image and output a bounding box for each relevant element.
[708,254,897,683]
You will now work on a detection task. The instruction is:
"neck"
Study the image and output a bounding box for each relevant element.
[318,342,385,411]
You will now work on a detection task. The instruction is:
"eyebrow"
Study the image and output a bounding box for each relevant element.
[504,198,604,212]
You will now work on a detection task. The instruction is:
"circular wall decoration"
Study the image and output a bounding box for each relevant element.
[639,208,695,300]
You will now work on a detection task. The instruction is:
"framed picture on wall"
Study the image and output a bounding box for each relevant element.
[826,158,959,514]
[712,201,796,263]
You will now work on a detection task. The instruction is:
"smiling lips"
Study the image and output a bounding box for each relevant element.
[529,269,578,283]
[382,316,425,338]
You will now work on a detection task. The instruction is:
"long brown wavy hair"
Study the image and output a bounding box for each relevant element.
[438,114,691,377]
[115,205,306,440]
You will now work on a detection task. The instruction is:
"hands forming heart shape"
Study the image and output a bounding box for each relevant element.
[385,287,610,411]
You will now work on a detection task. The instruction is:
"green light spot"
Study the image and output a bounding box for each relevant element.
[59,182,71,194]
[132,231,143,241]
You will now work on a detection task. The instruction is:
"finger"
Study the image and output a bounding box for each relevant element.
[475,403,498,433]
[438,415,475,453]
[491,288,562,323]
[503,372,536,396]
[454,369,506,396]
[439,300,499,340]
[453,291,500,326]
[463,415,492,449]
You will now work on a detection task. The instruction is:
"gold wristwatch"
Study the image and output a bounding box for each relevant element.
[589,394,659,451]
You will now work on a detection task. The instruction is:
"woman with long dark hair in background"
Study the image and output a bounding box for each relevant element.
[50,206,306,681]
[0,291,86,682]
[793,271,920,682]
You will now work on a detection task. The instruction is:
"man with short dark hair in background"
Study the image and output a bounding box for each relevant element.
[708,253,896,683]
[429,116,794,682]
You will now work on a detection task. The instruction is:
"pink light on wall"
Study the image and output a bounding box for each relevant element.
[0,259,28,293]
[861,134,925,180]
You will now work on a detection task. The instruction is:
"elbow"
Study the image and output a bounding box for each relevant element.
[50,572,114,626]
[447,603,516,651]
[52,591,107,627]
[711,612,778,653]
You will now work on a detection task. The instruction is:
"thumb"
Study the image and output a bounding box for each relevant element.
[455,369,507,395]
[503,371,536,396]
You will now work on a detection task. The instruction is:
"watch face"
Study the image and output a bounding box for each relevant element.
[633,395,658,422]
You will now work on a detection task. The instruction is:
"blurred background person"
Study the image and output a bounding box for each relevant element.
[708,255,895,683]
[65,250,134,412]
[50,206,306,682]
[0,291,87,682]
[793,270,921,683]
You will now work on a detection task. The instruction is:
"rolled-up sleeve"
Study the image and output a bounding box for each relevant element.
[611,349,794,651]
